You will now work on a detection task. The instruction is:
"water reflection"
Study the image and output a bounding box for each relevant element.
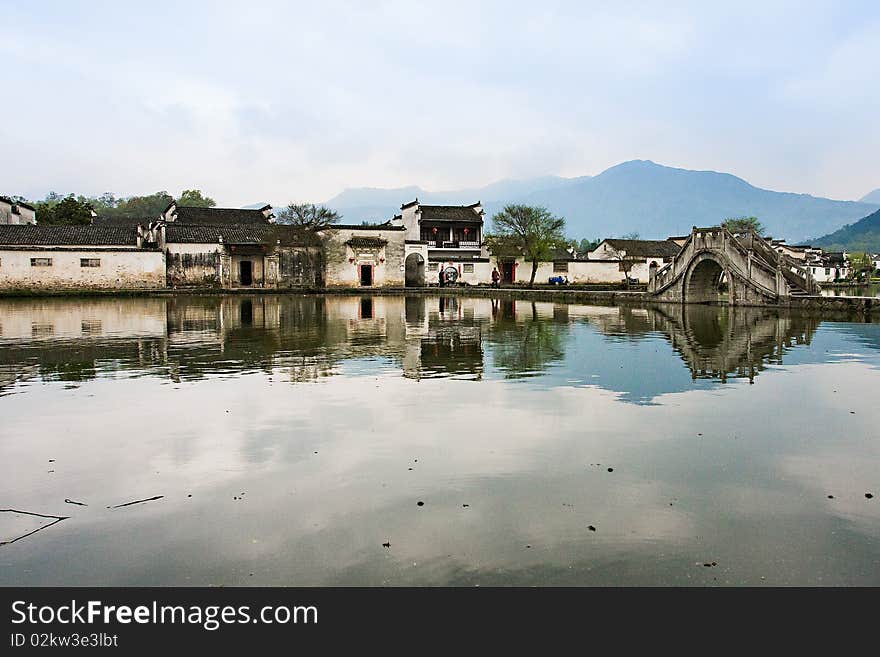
[1,294,880,586]
[0,295,868,398]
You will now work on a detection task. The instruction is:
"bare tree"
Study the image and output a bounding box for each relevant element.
[276,203,341,230]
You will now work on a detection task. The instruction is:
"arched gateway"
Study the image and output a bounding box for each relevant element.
[404,252,425,287]
[648,227,818,305]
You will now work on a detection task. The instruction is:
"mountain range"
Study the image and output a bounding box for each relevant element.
[812,208,880,252]
[317,160,878,243]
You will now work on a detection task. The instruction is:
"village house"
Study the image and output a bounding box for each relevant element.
[0,224,166,290]
[393,199,490,286]
[1,197,37,225]
[587,238,682,283]
[806,251,850,283]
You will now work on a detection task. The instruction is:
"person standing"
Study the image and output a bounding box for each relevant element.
[438,267,445,288]
[491,267,501,288]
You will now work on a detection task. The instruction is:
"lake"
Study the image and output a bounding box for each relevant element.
[1,294,878,586]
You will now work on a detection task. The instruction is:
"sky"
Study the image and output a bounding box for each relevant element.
[1,1,878,206]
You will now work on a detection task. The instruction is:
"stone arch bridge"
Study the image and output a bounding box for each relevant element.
[647,227,819,305]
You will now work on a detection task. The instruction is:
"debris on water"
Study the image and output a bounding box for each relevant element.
[607,467,614,473]
[108,495,164,509]
[48,459,55,463]
[0,509,70,546]
[187,494,192,498]
[64,499,87,507]
[827,495,834,499]
[850,411,855,414]
[702,561,718,568]
[417,501,424,507]
[408,468,413,471]
[382,542,391,548]
[588,525,596,532]
[697,433,702,436]
[47,470,54,474]
[526,545,532,549]
[866,493,874,499]
[314,451,318,454]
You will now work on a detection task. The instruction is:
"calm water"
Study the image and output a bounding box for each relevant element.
[1,294,879,586]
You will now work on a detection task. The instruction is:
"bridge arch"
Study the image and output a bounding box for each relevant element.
[683,251,728,304]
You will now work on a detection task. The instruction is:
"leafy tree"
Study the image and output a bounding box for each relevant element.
[275,203,341,230]
[722,216,765,235]
[485,204,567,287]
[177,189,216,208]
[847,252,874,281]
[576,238,600,255]
[36,194,93,225]
[108,191,174,220]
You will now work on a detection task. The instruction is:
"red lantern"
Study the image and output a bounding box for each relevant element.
[349,257,355,263]
[379,257,385,263]
[432,227,438,234]
[463,227,469,235]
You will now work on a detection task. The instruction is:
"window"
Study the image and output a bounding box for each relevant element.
[30,258,52,267]
[80,258,101,268]
[825,268,830,276]
[463,263,474,273]
[553,261,568,272]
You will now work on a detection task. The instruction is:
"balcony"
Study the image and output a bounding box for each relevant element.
[426,240,481,249]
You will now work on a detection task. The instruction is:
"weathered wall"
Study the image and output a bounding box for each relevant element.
[165,243,222,288]
[277,247,323,288]
[325,228,406,287]
[0,248,166,290]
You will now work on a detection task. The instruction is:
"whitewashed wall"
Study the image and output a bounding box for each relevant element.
[0,248,166,289]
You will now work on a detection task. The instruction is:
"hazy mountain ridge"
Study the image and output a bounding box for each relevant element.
[319,160,878,241]
[812,208,880,252]
[860,189,880,204]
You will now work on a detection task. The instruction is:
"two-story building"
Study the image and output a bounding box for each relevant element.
[393,199,491,285]
[1,197,36,225]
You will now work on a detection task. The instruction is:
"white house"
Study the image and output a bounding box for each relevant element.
[0,197,36,225]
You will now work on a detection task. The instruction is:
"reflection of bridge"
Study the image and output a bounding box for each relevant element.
[652,304,819,383]
[648,227,819,304]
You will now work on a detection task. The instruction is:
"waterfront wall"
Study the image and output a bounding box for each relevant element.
[0,248,166,290]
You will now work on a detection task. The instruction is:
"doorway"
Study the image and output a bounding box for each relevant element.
[501,261,515,283]
[360,264,373,287]
[239,260,253,286]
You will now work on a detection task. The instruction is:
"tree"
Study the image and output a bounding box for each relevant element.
[576,238,600,256]
[603,242,640,289]
[107,191,174,220]
[620,231,641,240]
[36,194,93,225]
[722,216,765,235]
[177,189,216,208]
[847,252,874,281]
[275,203,341,230]
[485,205,567,287]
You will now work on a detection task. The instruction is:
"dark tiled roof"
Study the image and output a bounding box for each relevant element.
[0,225,138,246]
[173,206,272,225]
[91,215,150,227]
[330,224,406,231]
[418,205,483,223]
[15,200,35,211]
[346,236,388,247]
[165,224,319,246]
[602,239,681,258]
[0,196,13,205]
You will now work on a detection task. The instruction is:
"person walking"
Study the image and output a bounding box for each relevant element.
[491,267,501,288]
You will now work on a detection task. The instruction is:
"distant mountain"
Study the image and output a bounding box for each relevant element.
[811,208,880,252]
[323,176,583,224]
[860,189,880,204]
[322,160,879,242]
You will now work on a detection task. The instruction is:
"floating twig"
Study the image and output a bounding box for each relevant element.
[0,509,69,547]
[109,495,164,509]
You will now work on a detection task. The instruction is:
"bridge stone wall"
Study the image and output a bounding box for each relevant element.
[648,227,817,305]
